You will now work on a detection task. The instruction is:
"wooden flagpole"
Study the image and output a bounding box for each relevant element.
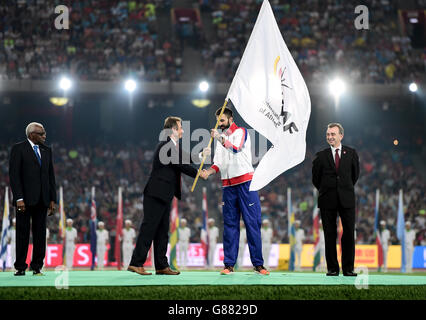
[191,99,228,192]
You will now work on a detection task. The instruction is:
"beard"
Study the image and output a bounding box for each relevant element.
[220,121,230,131]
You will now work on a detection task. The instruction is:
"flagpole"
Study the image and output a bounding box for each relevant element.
[90,186,97,271]
[115,187,123,270]
[375,189,383,272]
[191,99,228,192]
[397,189,406,273]
[287,187,295,271]
[312,188,320,271]
[1,187,10,271]
[287,188,291,237]
[59,186,66,267]
[202,187,209,267]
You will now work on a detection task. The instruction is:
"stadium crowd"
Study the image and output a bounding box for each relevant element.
[200,0,425,84]
[0,0,181,82]
[0,0,424,83]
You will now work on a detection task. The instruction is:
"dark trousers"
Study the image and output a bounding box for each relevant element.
[14,201,47,271]
[130,195,171,270]
[320,204,355,273]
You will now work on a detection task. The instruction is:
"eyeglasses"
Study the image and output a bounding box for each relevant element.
[33,131,46,136]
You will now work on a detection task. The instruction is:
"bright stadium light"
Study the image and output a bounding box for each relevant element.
[328,78,346,109]
[199,81,209,92]
[328,78,346,97]
[59,77,72,91]
[124,79,137,93]
[124,79,137,108]
[409,82,418,93]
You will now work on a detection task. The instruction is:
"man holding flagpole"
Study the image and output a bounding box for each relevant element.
[202,107,269,275]
[312,123,359,276]
[196,0,311,275]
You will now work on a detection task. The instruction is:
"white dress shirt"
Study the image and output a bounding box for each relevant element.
[28,138,41,158]
[330,144,342,163]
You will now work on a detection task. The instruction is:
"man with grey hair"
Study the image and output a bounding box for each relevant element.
[312,123,359,276]
[9,122,57,276]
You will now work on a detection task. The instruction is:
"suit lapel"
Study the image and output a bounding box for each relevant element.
[40,147,46,168]
[337,146,348,174]
[326,148,335,170]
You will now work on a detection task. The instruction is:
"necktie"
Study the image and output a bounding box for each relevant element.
[33,145,41,166]
[335,149,340,171]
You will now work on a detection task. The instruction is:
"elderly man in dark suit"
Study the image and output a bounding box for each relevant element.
[9,122,57,276]
[312,123,359,276]
[128,116,208,275]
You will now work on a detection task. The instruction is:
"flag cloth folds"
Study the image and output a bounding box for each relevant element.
[373,189,383,272]
[90,187,97,271]
[58,186,66,265]
[201,187,209,266]
[115,187,123,270]
[226,0,311,191]
[287,188,295,271]
[0,187,10,271]
[396,189,406,273]
[169,197,179,270]
[312,189,321,271]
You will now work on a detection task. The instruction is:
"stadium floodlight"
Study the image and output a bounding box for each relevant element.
[124,79,137,93]
[328,78,346,97]
[409,82,418,93]
[199,81,209,93]
[59,77,72,91]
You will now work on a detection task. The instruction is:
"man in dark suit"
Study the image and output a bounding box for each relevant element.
[128,117,208,275]
[312,123,359,276]
[9,122,57,276]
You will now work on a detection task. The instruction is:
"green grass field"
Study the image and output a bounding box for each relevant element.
[0,270,424,300]
[1,284,425,300]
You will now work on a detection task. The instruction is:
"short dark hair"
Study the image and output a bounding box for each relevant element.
[163,116,182,129]
[215,107,233,118]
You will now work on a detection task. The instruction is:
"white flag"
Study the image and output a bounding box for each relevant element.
[226,0,311,191]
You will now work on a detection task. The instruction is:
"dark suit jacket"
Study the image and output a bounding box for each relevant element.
[9,140,57,207]
[312,145,359,209]
[144,137,198,204]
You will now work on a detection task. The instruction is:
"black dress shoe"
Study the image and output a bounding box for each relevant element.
[14,270,25,276]
[33,269,44,276]
[326,270,339,276]
[343,271,357,277]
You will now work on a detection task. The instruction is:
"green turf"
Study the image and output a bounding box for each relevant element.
[0,285,424,300]
[0,271,425,287]
[0,270,425,300]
